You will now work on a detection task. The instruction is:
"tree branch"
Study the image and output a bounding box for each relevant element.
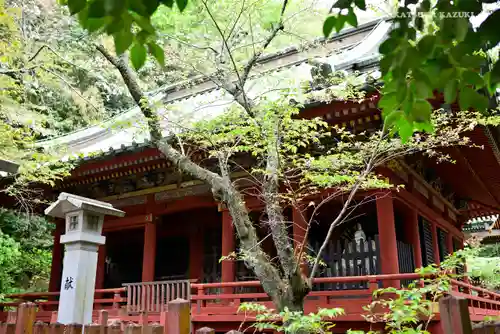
[95,44,163,143]
[97,41,285,304]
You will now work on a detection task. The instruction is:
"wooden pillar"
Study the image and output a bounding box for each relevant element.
[376,193,400,288]
[405,209,423,269]
[189,226,204,281]
[431,222,440,265]
[142,219,157,282]
[292,205,308,274]
[48,221,64,292]
[96,228,107,290]
[221,209,235,284]
[96,242,106,289]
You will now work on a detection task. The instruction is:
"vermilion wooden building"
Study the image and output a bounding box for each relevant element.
[2,19,500,333]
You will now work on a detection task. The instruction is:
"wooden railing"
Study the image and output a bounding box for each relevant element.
[191,273,500,320]
[0,288,126,311]
[2,274,499,323]
[123,280,191,313]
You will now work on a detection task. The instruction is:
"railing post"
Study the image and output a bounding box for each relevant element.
[7,311,17,324]
[113,293,121,309]
[196,328,214,334]
[150,324,163,334]
[368,277,378,294]
[1,323,15,334]
[15,303,36,334]
[98,310,108,332]
[166,299,190,334]
[50,312,58,324]
[439,295,472,334]
[67,324,83,334]
[33,321,48,334]
[49,323,63,334]
[125,323,141,334]
[196,286,204,314]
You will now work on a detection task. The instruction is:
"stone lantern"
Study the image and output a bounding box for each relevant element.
[45,193,125,325]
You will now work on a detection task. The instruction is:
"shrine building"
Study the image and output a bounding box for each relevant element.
[2,18,500,333]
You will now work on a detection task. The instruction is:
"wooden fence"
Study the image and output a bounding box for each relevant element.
[440,295,500,334]
[311,237,380,291]
[0,301,191,334]
[123,280,191,313]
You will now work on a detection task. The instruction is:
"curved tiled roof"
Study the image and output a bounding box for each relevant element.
[37,19,391,160]
[464,215,499,232]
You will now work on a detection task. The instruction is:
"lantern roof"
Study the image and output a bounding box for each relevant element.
[45,192,125,218]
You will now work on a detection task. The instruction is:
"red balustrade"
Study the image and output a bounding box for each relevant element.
[1,274,499,323]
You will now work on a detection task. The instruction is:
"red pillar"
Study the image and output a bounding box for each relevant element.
[292,205,308,274]
[376,193,400,288]
[189,226,203,281]
[431,222,440,265]
[142,221,157,282]
[221,210,235,285]
[48,220,64,292]
[96,241,106,289]
[405,209,423,269]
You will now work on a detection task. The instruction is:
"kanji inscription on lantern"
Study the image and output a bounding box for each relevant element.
[64,277,74,290]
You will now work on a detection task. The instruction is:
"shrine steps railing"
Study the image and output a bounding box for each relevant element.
[1,274,499,323]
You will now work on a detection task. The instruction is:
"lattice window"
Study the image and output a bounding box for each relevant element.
[87,215,99,231]
[418,217,435,266]
[69,215,79,231]
[437,228,449,262]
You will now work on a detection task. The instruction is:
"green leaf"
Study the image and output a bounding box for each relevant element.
[414,80,433,99]
[176,0,188,11]
[478,9,500,47]
[68,0,86,15]
[444,79,457,104]
[455,18,469,42]
[160,0,174,7]
[415,121,434,133]
[333,0,351,9]
[462,70,484,89]
[383,110,403,128]
[379,37,397,55]
[412,99,432,123]
[87,0,106,17]
[379,55,393,75]
[346,8,357,28]
[106,17,124,34]
[417,35,436,59]
[396,118,413,143]
[378,92,398,112]
[148,42,165,67]
[130,43,147,70]
[130,13,155,34]
[114,30,134,55]
[323,16,336,37]
[459,86,479,111]
[491,61,500,85]
[144,0,160,15]
[354,0,366,10]
[460,55,486,69]
[105,0,126,15]
[85,17,108,32]
[335,14,346,33]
